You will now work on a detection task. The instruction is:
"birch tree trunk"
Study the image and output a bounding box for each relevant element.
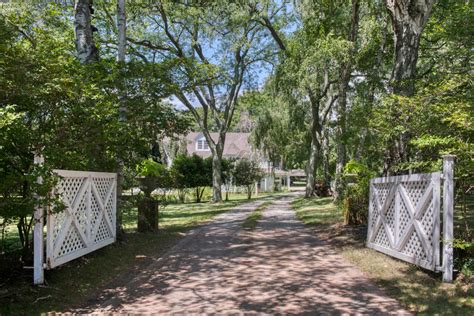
[334,0,360,201]
[74,0,98,64]
[116,0,126,237]
[117,0,126,63]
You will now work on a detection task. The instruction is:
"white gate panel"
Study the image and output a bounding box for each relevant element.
[367,172,441,271]
[46,170,116,268]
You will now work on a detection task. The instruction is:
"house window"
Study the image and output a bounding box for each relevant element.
[196,139,209,151]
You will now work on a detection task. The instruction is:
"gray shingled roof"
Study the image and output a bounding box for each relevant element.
[185,132,253,158]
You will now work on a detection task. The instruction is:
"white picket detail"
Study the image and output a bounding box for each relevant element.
[46,170,116,268]
[367,172,441,271]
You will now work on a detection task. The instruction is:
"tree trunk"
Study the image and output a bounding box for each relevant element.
[115,0,127,239]
[387,0,434,96]
[211,152,223,202]
[74,0,98,64]
[334,0,360,202]
[322,127,330,188]
[195,187,205,203]
[117,0,126,63]
[195,187,200,203]
[305,139,318,198]
[305,101,320,198]
[247,185,252,199]
[384,0,435,173]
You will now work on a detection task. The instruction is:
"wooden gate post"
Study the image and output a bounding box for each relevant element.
[33,154,45,285]
[442,155,455,283]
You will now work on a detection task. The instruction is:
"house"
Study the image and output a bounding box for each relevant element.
[164,132,277,192]
[185,132,253,159]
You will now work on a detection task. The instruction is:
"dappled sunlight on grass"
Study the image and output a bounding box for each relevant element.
[343,247,473,313]
[0,194,275,315]
[242,201,272,229]
[294,196,474,314]
[292,197,343,226]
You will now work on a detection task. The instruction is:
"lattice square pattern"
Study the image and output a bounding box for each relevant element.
[48,171,116,268]
[367,173,440,271]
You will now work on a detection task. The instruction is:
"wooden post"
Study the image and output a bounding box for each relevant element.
[33,154,45,285]
[287,175,291,191]
[442,155,455,283]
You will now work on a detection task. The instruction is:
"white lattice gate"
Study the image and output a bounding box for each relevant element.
[367,172,441,270]
[46,170,117,268]
[367,156,455,282]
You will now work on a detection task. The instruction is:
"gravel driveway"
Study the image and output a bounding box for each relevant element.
[81,194,408,314]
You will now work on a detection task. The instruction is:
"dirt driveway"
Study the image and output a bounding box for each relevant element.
[80,194,408,314]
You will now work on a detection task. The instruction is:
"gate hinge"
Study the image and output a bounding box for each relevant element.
[435,265,444,273]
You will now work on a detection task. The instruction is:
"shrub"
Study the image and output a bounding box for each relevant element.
[233,159,263,199]
[342,160,376,225]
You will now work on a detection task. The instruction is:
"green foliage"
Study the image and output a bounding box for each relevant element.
[136,158,166,178]
[135,158,171,198]
[0,4,189,259]
[169,154,212,202]
[233,159,263,199]
[170,155,212,189]
[342,160,376,225]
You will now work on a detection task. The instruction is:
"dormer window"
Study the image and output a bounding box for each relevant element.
[196,137,210,151]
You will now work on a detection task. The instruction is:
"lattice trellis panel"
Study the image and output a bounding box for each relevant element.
[46,170,116,268]
[367,172,441,271]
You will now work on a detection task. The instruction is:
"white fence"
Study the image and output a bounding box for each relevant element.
[34,166,116,284]
[367,155,455,282]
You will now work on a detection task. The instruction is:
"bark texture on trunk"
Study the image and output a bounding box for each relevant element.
[211,145,223,202]
[386,0,435,96]
[305,101,321,198]
[384,0,434,174]
[115,0,127,238]
[117,0,126,63]
[322,127,330,186]
[334,0,360,201]
[74,0,98,64]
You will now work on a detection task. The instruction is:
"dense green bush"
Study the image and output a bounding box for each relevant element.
[342,160,376,225]
[233,159,264,199]
[169,154,212,203]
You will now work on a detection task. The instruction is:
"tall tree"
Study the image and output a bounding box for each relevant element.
[333,0,360,201]
[116,0,126,63]
[125,1,279,202]
[278,31,349,197]
[74,0,99,63]
[116,0,126,236]
[383,0,436,173]
[386,0,435,96]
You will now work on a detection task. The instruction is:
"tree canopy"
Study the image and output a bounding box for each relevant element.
[0,0,472,259]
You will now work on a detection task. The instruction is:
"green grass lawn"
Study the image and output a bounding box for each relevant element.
[292,197,474,314]
[242,201,272,229]
[292,196,343,226]
[0,193,270,315]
